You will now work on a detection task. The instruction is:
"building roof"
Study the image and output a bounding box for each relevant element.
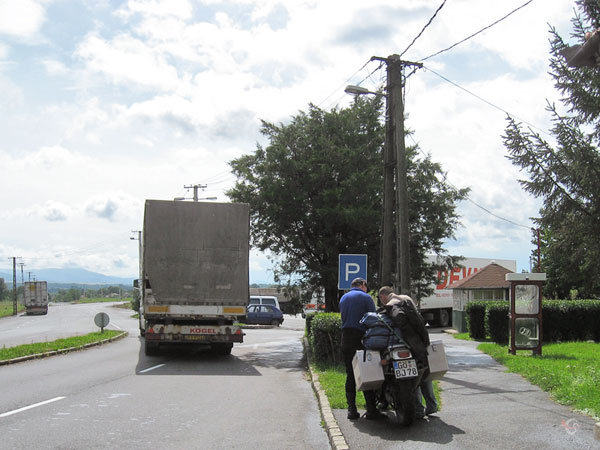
[450,263,513,289]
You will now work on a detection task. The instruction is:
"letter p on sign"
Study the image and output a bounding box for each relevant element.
[338,254,367,290]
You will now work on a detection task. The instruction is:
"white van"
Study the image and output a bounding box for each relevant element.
[249,295,281,310]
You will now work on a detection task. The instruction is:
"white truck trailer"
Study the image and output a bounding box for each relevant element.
[24,281,49,315]
[137,200,249,356]
[420,256,517,327]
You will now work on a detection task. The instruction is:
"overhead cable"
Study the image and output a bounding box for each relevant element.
[423,65,550,137]
[407,134,532,230]
[419,0,536,62]
[400,0,447,58]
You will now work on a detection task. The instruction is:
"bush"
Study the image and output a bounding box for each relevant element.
[466,299,600,343]
[465,302,489,340]
[309,313,342,364]
[305,312,320,336]
[486,304,509,344]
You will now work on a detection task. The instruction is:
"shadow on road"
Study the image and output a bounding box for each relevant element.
[350,414,465,445]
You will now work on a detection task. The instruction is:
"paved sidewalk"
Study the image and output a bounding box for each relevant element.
[330,331,599,449]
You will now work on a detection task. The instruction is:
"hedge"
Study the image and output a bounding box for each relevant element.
[308,313,342,364]
[466,299,600,343]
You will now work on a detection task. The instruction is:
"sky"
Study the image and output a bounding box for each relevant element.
[0,0,578,284]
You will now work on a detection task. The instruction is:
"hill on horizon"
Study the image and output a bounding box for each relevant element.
[0,267,133,285]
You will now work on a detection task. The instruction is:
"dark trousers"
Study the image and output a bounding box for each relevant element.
[342,327,365,395]
[342,328,377,410]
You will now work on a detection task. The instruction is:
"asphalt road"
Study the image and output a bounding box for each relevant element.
[0,306,329,449]
[333,330,599,449]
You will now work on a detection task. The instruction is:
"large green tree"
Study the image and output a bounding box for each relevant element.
[228,97,467,311]
[503,0,600,298]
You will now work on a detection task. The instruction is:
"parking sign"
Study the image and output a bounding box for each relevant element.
[338,254,367,290]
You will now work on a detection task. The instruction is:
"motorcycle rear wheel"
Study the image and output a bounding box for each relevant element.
[392,385,416,426]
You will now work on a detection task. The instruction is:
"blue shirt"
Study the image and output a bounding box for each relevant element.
[339,288,376,332]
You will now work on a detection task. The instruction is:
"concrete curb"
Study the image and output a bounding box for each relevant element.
[0,331,129,366]
[303,337,350,450]
[595,422,600,441]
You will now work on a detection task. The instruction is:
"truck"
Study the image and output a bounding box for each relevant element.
[137,200,249,356]
[24,281,49,315]
[419,256,517,327]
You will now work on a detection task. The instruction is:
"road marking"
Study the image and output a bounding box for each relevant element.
[0,396,66,418]
[138,363,166,374]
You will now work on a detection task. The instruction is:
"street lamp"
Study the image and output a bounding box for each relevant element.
[130,230,142,283]
[344,85,386,97]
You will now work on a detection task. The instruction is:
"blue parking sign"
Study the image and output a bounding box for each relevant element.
[338,254,367,290]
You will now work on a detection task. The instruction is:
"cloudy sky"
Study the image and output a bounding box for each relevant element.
[0,0,577,283]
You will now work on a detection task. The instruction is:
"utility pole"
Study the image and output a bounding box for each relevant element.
[131,230,142,282]
[10,257,17,315]
[372,54,422,295]
[184,184,207,202]
[18,261,25,305]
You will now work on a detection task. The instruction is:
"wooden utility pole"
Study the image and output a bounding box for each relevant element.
[11,257,17,315]
[373,55,422,295]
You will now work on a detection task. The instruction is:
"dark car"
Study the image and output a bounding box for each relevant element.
[245,304,284,327]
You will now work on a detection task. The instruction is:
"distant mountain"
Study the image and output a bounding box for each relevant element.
[0,268,133,285]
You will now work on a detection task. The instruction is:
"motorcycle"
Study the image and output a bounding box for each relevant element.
[361,312,427,426]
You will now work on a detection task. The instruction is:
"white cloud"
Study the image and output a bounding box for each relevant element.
[0,0,45,38]
[84,192,142,222]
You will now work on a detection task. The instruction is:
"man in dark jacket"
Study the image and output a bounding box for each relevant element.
[378,287,437,418]
[339,277,386,421]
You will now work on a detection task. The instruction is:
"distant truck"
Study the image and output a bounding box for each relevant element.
[136,200,249,356]
[24,281,49,315]
[419,256,517,327]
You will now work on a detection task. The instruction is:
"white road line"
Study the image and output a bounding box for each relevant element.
[0,396,66,418]
[138,363,166,374]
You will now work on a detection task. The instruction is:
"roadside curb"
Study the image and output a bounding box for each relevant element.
[595,422,600,440]
[303,337,350,450]
[0,331,129,366]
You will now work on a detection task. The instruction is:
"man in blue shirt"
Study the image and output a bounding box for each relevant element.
[339,277,386,420]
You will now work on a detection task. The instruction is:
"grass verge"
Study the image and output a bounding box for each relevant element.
[0,330,123,361]
[477,341,600,420]
[0,301,25,318]
[311,360,441,410]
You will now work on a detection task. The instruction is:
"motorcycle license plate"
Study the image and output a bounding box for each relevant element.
[393,359,418,379]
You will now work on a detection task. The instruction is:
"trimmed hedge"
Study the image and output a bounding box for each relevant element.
[308,313,342,364]
[466,299,600,343]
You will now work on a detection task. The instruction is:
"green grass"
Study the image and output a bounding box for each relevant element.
[0,301,25,318]
[311,360,441,410]
[0,330,123,361]
[478,341,600,419]
[74,297,132,304]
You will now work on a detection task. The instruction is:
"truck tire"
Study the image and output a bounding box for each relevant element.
[144,340,159,356]
[212,343,233,355]
[438,309,451,328]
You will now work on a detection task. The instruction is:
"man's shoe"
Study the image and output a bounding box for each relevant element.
[425,408,438,416]
[365,409,387,421]
[347,408,360,420]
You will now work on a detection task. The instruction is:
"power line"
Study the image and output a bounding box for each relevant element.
[407,133,532,230]
[423,65,551,137]
[400,0,447,58]
[419,0,536,62]
[316,58,374,108]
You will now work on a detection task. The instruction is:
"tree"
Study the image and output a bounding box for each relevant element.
[503,0,600,298]
[228,97,468,311]
[0,278,7,300]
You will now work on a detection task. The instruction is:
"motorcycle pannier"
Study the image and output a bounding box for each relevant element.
[352,350,384,391]
[425,339,448,381]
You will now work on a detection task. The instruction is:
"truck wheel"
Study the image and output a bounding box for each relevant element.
[438,309,451,328]
[212,343,233,355]
[144,340,159,356]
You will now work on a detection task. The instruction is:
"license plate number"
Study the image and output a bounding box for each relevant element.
[184,335,207,341]
[393,359,418,378]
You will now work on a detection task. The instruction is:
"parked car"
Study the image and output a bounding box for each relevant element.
[249,295,281,310]
[245,304,284,326]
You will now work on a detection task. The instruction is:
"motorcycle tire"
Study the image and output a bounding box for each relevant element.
[392,384,416,426]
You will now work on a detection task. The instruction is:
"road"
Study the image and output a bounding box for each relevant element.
[0,305,329,449]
